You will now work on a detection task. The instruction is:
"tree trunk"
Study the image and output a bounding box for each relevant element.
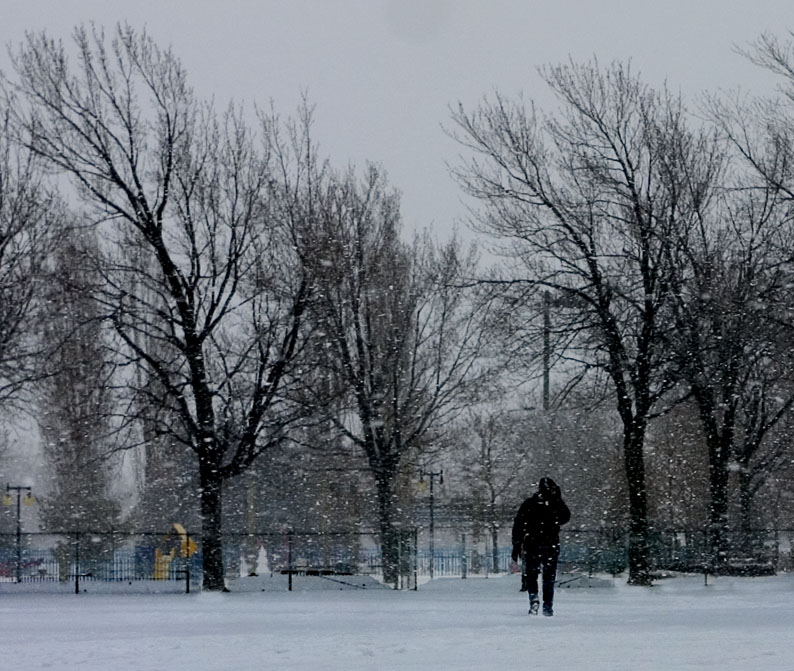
[199,461,226,591]
[377,479,401,587]
[706,430,730,571]
[624,428,652,585]
[707,458,731,570]
[738,469,755,557]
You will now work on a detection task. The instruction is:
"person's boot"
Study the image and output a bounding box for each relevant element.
[528,595,539,615]
[542,604,553,617]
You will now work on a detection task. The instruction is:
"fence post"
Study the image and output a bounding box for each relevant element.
[287,529,294,592]
[175,567,191,594]
[588,543,594,578]
[413,527,418,591]
[187,530,192,590]
[395,532,402,590]
[461,533,467,579]
[774,526,780,567]
[74,532,80,595]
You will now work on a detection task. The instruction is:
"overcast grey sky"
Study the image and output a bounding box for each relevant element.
[2,1,793,241]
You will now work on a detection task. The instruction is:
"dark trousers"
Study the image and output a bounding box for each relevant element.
[525,545,559,607]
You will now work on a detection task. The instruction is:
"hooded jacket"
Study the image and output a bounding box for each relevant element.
[511,477,571,552]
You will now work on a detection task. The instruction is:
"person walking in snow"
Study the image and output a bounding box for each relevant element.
[511,477,571,616]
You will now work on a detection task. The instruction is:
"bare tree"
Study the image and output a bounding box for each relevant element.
[0,108,61,553]
[733,361,794,554]
[449,61,721,585]
[665,180,794,566]
[36,229,123,570]
[717,33,794,205]
[304,165,490,584]
[0,109,62,413]
[701,32,794,561]
[4,25,312,590]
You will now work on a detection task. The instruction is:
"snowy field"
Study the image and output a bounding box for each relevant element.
[2,572,793,670]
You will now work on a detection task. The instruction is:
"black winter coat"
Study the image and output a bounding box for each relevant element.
[511,490,571,553]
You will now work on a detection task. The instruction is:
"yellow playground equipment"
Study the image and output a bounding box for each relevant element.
[153,523,198,579]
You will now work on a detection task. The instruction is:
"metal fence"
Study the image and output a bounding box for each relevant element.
[1,526,790,593]
[412,526,793,578]
[0,531,200,593]
[219,530,385,577]
[0,529,386,593]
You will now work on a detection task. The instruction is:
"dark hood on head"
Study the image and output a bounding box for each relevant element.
[538,477,559,498]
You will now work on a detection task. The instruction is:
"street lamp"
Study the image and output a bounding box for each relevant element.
[3,484,35,583]
[420,467,443,579]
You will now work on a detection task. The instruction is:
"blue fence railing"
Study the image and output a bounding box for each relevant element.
[0,527,788,591]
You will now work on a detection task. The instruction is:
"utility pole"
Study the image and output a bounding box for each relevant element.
[5,484,34,583]
[420,468,443,579]
[543,290,550,412]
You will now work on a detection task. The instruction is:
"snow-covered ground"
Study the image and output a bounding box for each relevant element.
[2,572,793,670]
